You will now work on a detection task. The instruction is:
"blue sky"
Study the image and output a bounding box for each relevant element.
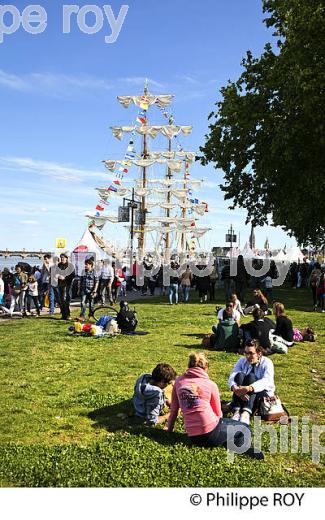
[0,0,297,252]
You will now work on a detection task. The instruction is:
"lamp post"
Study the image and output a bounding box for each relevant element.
[225,224,237,258]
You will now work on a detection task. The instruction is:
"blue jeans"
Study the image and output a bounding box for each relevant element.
[39,283,55,314]
[169,284,178,304]
[232,371,267,414]
[190,418,252,454]
[182,286,190,302]
[80,292,94,318]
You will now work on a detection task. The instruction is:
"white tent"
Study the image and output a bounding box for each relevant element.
[273,249,289,262]
[72,228,113,275]
[226,247,241,258]
[241,245,255,259]
[285,246,305,263]
[73,228,110,261]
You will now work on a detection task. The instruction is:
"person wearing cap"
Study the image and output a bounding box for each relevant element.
[54,253,75,320]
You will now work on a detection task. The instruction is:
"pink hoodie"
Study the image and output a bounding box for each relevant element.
[167,367,222,437]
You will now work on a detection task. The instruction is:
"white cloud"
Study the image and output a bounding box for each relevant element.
[175,75,201,85]
[120,76,166,89]
[0,69,113,96]
[20,220,39,225]
[0,156,107,183]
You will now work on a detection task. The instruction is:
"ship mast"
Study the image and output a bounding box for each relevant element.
[180,161,188,252]
[91,85,212,264]
[138,82,149,257]
[164,137,172,262]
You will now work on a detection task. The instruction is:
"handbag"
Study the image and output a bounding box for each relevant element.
[258,395,288,422]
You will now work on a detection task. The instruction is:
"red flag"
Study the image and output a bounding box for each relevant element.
[113,179,121,185]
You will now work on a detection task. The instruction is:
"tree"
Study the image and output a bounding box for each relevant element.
[199,0,325,246]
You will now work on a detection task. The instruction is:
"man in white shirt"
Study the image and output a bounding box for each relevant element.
[99,260,114,304]
[228,339,275,424]
[217,301,241,324]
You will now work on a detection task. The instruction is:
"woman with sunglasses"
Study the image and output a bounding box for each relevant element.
[228,339,275,424]
[166,352,264,460]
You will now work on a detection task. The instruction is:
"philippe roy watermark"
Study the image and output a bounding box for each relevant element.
[49,248,292,287]
[226,416,325,463]
[0,3,129,44]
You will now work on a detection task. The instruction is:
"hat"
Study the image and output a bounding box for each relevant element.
[60,252,69,259]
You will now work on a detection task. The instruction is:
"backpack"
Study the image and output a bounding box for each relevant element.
[116,309,138,332]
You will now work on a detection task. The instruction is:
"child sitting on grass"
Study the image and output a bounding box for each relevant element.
[133,363,177,425]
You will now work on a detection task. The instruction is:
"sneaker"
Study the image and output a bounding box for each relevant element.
[240,411,251,425]
[245,447,264,460]
[232,410,241,421]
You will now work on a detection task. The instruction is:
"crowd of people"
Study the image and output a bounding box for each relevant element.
[0,253,324,322]
[0,254,128,320]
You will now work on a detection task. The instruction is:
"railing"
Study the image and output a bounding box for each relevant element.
[0,249,50,258]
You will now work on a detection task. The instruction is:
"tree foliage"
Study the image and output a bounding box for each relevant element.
[199,0,325,246]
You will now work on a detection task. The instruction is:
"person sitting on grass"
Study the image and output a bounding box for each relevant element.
[165,352,264,460]
[211,304,240,352]
[229,292,245,316]
[273,302,294,342]
[133,363,177,425]
[269,302,294,353]
[228,339,275,425]
[216,300,241,325]
[243,289,269,315]
[240,307,275,353]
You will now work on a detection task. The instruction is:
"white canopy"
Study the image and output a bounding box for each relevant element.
[285,246,305,263]
[241,246,255,259]
[273,249,289,262]
[73,228,110,262]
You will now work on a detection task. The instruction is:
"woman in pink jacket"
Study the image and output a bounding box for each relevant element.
[166,352,263,459]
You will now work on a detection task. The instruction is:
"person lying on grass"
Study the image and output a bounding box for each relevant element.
[165,352,264,460]
[240,307,275,352]
[133,363,177,425]
[229,339,275,425]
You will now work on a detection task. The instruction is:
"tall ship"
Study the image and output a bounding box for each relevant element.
[86,82,211,263]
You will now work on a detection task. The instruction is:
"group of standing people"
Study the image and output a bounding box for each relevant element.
[165,262,218,305]
[0,254,130,320]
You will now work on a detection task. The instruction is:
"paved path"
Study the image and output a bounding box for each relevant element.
[0,290,162,321]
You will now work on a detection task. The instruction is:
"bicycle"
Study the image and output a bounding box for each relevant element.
[92,305,118,321]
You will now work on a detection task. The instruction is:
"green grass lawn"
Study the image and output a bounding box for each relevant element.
[0,287,324,487]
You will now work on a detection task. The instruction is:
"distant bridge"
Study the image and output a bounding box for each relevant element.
[0,249,51,259]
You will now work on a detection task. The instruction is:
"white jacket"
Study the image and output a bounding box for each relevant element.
[228,356,275,396]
